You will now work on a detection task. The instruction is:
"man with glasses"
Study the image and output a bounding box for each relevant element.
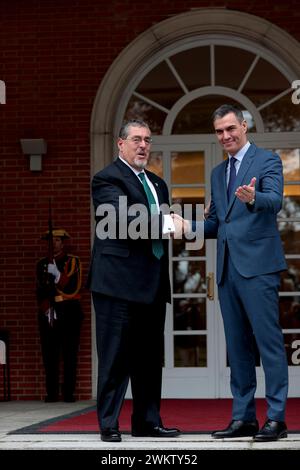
[87,119,182,442]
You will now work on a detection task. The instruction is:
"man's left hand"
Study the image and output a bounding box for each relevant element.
[48,262,61,283]
[171,213,191,237]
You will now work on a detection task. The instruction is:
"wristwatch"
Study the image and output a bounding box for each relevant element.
[248,197,255,206]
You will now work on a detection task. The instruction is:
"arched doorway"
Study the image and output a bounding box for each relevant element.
[91,9,300,398]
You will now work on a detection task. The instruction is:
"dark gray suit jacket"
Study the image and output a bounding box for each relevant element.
[87,158,171,304]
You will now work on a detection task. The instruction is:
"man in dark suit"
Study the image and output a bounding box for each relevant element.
[204,104,289,441]
[87,119,181,442]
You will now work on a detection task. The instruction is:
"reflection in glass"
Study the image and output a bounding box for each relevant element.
[170,46,210,91]
[173,260,206,294]
[278,196,300,218]
[260,94,300,132]
[171,193,205,257]
[174,335,206,367]
[173,238,205,257]
[242,58,289,108]
[136,61,184,109]
[215,46,255,89]
[283,334,300,366]
[124,97,165,134]
[172,188,204,201]
[147,152,163,178]
[276,149,300,182]
[171,152,204,184]
[279,296,300,329]
[280,260,300,292]
[173,298,206,331]
[279,223,300,254]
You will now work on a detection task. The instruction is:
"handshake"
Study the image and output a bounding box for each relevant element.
[169,201,210,239]
[170,213,191,239]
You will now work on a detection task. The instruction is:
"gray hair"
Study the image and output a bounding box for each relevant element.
[119,120,151,139]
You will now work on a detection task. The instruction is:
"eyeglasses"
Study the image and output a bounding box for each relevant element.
[124,136,153,145]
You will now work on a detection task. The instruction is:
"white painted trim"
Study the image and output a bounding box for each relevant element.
[210,44,215,86]
[162,86,264,134]
[165,58,189,95]
[257,87,292,111]
[133,91,170,114]
[238,55,260,93]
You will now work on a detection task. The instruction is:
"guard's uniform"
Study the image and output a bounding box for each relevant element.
[36,250,83,402]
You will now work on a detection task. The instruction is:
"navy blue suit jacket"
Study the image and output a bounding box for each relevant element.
[204,143,287,284]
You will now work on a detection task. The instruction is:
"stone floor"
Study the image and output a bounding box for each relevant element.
[0,400,300,454]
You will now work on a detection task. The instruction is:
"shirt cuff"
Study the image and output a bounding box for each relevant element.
[163,214,175,236]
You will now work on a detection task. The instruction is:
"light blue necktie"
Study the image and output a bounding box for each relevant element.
[138,173,164,259]
[227,157,237,200]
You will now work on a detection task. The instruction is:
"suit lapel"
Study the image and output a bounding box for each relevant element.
[114,158,147,200]
[219,161,228,212]
[146,171,165,206]
[226,143,256,213]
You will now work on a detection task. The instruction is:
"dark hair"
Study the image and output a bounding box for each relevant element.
[212,104,245,124]
[119,119,150,139]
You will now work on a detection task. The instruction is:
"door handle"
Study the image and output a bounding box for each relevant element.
[206,272,214,300]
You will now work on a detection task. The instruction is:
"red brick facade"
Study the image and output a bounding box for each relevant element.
[1,0,299,399]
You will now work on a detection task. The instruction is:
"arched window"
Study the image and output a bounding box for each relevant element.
[122,39,299,134]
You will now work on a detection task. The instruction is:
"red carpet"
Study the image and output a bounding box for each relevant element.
[27,398,300,433]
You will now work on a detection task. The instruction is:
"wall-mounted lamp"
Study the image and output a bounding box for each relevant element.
[20,138,47,171]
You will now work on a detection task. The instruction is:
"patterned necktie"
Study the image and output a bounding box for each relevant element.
[138,172,164,259]
[227,157,237,200]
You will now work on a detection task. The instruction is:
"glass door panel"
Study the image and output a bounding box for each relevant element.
[171,151,205,184]
[173,298,206,330]
[173,260,206,294]
[174,335,207,367]
[149,144,220,397]
[276,148,300,388]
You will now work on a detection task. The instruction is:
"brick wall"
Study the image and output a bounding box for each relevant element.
[0,0,299,399]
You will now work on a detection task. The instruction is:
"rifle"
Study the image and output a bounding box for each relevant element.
[47,198,56,327]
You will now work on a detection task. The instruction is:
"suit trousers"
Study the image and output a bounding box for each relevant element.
[92,291,166,432]
[218,251,288,422]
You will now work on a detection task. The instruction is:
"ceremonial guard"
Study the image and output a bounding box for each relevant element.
[36,228,83,402]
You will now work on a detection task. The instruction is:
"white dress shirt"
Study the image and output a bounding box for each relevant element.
[226,141,251,185]
[119,157,175,235]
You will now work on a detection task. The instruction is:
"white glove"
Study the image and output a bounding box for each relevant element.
[45,307,57,324]
[47,262,61,283]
